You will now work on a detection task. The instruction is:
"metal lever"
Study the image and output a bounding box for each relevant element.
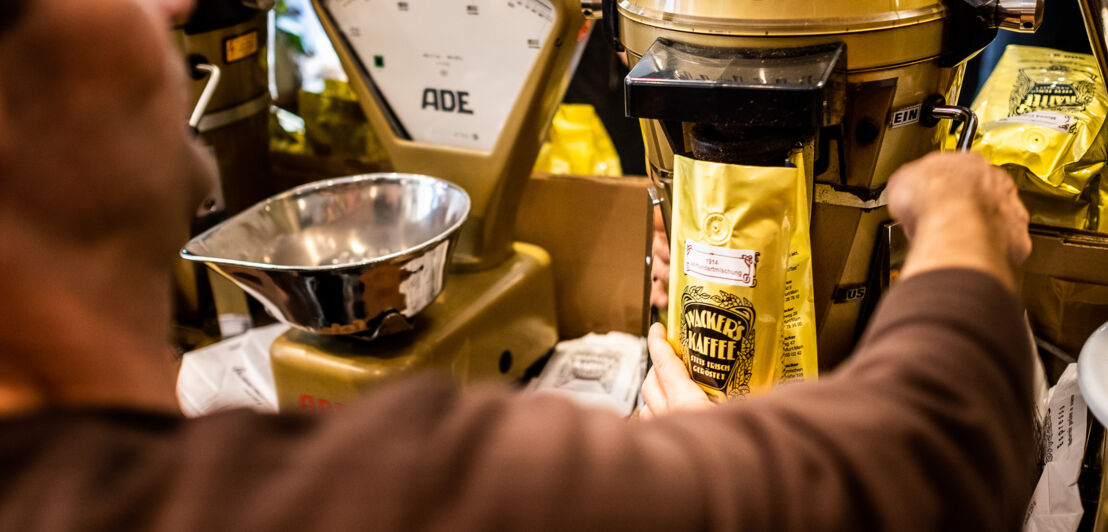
[922,97,979,152]
[995,0,1044,32]
[188,62,222,133]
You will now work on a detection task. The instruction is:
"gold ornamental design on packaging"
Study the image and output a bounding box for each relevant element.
[667,154,814,401]
[679,285,757,397]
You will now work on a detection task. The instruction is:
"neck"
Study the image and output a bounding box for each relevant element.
[0,225,180,416]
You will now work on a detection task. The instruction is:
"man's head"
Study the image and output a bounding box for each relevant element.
[0,0,213,266]
[0,0,215,412]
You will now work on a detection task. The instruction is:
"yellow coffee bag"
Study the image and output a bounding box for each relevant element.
[776,152,819,385]
[967,45,1108,231]
[667,154,810,400]
[971,45,1106,198]
[533,104,622,177]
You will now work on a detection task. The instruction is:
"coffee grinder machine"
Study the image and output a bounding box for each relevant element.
[175,1,274,341]
[193,0,588,411]
[594,0,1044,367]
[179,0,274,216]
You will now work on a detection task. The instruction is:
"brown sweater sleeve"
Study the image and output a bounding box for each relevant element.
[417,268,1033,531]
[0,269,1034,531]
[175,268,1030,531]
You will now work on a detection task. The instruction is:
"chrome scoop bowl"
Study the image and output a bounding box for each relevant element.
[181,173,471,338]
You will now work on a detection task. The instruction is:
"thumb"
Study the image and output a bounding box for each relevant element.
[648,323,709,403]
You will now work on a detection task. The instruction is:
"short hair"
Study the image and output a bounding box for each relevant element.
[0,0,31,38]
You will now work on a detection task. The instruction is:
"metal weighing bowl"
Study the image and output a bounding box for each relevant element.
[181,173,471,337]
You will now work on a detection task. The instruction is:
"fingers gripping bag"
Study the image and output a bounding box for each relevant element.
[667,153,816,401]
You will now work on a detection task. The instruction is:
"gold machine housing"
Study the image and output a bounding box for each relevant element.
[610,0,1040,367]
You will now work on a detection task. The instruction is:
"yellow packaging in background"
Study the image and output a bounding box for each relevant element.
[967,45,1107,230]
[533,104,622,177]
[1018,189,1093,230]
[776,152,819,385]
[667,155,811,400]
[297,79,389,162]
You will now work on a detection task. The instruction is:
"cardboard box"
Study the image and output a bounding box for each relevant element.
[1021,226,1108,356]
[515,173,654,340]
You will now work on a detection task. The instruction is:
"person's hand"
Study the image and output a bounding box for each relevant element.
[640,323,713,420]
[886,152,1031,290]
[650,207,670,310]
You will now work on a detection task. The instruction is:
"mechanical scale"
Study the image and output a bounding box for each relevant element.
[185,0,588,411]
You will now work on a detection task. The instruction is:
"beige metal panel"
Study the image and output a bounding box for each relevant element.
[813,208,888,367]
[618,0,944,34]
[853,62,967,190]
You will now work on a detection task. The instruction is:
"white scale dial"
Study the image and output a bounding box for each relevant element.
[322,0,555,152]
